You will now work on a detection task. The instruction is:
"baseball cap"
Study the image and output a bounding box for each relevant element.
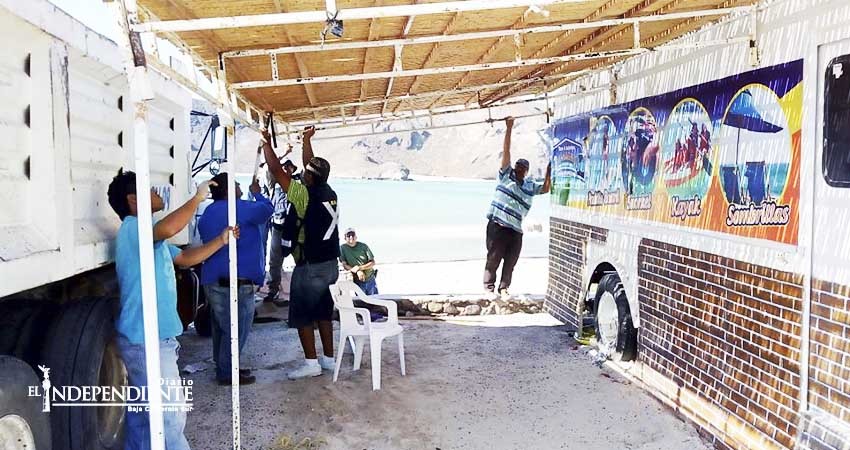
[516,158,530,169]
[283,159,297,170]
[344,227,356,235]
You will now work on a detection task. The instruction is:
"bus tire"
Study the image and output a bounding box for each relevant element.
[0,355,52,450]
[592,273,637,362]
[41,298,125,450]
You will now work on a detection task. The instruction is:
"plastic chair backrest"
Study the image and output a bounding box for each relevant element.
[330,282,362,331]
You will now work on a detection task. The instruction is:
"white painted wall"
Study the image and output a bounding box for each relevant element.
[0,0,192,298]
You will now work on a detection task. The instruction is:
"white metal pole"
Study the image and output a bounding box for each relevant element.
[226,125,241,450]
[108,1,164,449]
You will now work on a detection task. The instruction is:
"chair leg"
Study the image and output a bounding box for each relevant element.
[370,336,384,391]
[333,334,347,383]
[352,336,366,371]
[398,333,406,377]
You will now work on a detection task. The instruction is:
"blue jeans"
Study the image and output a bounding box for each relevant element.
[117,336,190,450]
[355,277,379,296]
[204,285,256,380]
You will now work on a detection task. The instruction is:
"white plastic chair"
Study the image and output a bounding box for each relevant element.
[329,281,405,390]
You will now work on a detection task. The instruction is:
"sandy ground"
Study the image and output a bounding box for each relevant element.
[178,312,711,450]
[263,258,549,298]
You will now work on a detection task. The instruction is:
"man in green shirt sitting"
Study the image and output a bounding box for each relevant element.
[339,228,378,295]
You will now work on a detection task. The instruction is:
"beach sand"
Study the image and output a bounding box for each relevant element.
[179,313,710,450]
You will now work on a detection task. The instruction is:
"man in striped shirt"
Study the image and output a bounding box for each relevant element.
[484,116,551,301]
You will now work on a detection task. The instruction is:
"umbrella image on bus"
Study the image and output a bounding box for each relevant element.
[718,85,791,206]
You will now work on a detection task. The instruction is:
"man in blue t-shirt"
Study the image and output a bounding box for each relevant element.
[198,172,273,386]
[108,169,237,450]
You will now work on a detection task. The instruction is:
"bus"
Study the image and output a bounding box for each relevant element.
[545,0,850,449]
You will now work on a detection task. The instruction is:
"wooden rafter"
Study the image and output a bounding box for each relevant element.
[161,0,272,111]
[475,0,633,106]
[356,0,383,117]
[393,11,464,113]
[273,0,320,119]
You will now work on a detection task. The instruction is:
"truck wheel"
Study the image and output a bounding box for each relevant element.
[41,298,125,450]
[592,273,638,362]
[0,355,52,450]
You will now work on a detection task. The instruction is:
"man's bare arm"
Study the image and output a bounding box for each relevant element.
[501,116,514,170]
[153,181,213,241]
[540,162,552,195]
[261,130,291,192]
[173,226,238,268]
[302,126,316,168]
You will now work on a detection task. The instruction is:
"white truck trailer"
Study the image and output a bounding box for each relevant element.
[0,2,193,449]
[545,0,850,449]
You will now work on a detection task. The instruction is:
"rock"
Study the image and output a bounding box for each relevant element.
[405,311,415,317]
[399,299,417,312]
[481,304,497,315]
[461,305,482,316]
[443,304,460,315]
[529,306,541,313]
[427,302,444,313]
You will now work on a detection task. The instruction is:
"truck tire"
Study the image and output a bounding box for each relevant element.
[41,298,125,450]
[0,356,52,450]
[592,273,638,362]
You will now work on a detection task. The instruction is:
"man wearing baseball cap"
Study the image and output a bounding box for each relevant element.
[339,227,378,295]
[483,116,551,301]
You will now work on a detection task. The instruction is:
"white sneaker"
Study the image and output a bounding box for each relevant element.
[499,289,512,301]
[287,360,322,380]
[318,355,335,371]
[484,290,498,301]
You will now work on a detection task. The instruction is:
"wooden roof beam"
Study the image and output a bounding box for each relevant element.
[133,0,597,33]
[272,0,320,120]
[219,7,749,58]
[232,47,646,89]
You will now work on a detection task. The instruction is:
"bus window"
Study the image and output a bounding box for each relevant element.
[824,55,850,187]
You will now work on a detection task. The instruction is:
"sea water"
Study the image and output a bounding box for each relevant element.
[232,176,550,264]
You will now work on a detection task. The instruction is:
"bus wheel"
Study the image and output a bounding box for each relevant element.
[0,355,52,450]
[592,273,637,362]
[41,298,125,450]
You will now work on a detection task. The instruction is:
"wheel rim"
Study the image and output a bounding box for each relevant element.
[0,415,36,450]
[97,339,127,448]
[596,292,619,351]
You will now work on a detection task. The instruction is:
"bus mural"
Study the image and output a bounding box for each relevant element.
[550,59,802,245]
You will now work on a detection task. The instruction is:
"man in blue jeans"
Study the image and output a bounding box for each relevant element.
[108,169,237,450]
[199,172,273,385]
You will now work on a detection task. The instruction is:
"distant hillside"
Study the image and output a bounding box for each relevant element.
[190,99,552,180]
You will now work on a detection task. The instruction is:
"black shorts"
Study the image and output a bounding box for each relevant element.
[288,259,340,328]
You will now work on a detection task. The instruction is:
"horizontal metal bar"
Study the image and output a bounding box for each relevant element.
[232,48,645,89]
[275,71,590,118]
[223,6,753,58]
[132,0,592,33]
[310,111,547,141]
[279,84,608,133]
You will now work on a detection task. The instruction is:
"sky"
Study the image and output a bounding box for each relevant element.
[48,0,119,39]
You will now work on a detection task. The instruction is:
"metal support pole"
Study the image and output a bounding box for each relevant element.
[216,56,242,450]
[633,21,640,49]
[108,1,164,449]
